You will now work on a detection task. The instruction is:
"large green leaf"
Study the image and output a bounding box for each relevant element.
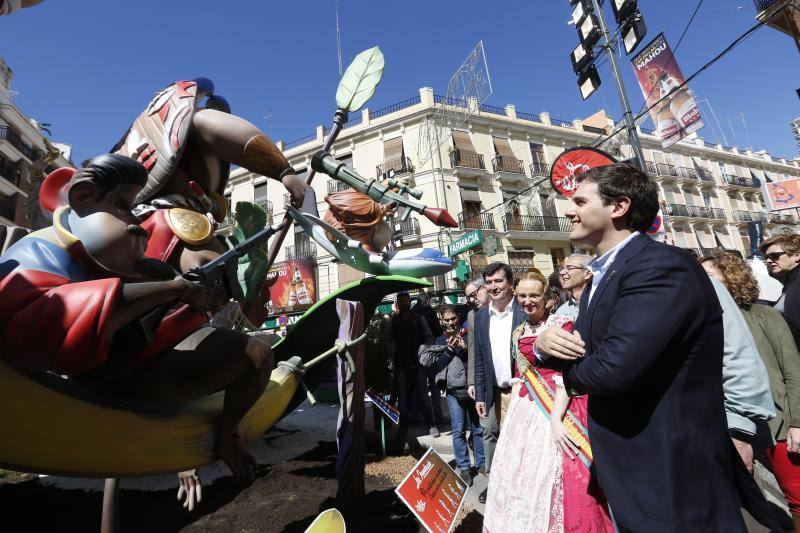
[335,46,385,112]
[228,202,270,303]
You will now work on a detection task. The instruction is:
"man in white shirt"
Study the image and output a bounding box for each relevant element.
[554,253,593,319]
[472,262,525,504]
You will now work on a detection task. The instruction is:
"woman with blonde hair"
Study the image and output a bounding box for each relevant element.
[483,271,613,532]
[701,251,800,531]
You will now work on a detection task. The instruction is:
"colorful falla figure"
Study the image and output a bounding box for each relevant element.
[0,154,273,486]
[111,78,307,274]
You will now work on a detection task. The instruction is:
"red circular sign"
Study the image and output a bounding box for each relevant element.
[549,147,616,198]
[646,214,663,235]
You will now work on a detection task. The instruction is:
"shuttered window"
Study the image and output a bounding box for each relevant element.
[452,130,476,152]
[383,137,404,162]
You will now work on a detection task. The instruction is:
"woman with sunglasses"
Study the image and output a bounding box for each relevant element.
[483,271,613,532]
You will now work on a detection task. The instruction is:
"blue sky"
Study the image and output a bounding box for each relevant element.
[1,0,798,164]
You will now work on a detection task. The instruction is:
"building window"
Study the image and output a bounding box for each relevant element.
[469,253,489,276]
[508,250,536,277]
[550,248,566,271]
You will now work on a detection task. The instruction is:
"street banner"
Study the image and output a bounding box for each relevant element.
[748,221,765,258]
[365,388,400,425]
[763,178,800,211]
[631,33,703,148]
[550,147,616,198]
[395,448,467,533]
[266,257,318,314]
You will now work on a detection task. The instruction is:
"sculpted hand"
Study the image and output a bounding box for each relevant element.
[467,385,475,400]
[176,278,226,313]
[732,437,754,474]
[475,401,487,418]
[551,419,580,460]
[281,173,308,207]
[787,427,800,454]
[177,469,202,511]
[536,327,585,361]
[381,202,397,217]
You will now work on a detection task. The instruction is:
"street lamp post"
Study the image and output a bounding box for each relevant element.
[589,0,646,170]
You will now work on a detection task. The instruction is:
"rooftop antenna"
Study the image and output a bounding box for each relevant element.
[335,0,343,76]
[264,109,273,137]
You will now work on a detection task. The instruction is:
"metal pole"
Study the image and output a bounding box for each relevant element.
[590,0,646,170]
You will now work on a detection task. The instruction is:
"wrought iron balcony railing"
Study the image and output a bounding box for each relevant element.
[458,212,495,230]
[734,210,768,223]
[0,126,35,161]
[327,179,351,194]
[723,174,759,188]
[530,161,548,177]
[503,214,572,233]
[492,155,525,175]
[665,203,690,217]
[0,159,21,188]
[286,241,317,260]
[450,150,485,170]
[754,0,780,11]
[376,156,413,179]
[394,217,421,241]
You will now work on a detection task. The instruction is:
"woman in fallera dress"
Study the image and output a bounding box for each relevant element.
[483,271,613,533]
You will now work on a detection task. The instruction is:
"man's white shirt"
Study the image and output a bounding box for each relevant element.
[587,231,641,304]
[488,300,514,387]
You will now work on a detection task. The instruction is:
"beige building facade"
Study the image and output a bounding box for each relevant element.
[226,86,800,302]
[0,58,71,228]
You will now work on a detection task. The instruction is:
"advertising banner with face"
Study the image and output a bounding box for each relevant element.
[632,33,704,148]
[266,257,318,314]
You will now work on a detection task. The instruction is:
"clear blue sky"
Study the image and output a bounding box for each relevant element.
[2,0,798,164]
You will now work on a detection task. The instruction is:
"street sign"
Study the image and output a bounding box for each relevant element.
[277,313,289,326]
[448,230,484,257]
[395,448,467,533]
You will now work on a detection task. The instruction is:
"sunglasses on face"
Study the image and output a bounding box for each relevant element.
[764,252,788,262]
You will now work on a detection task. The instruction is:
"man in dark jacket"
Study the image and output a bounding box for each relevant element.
[761,233,800,350]
[419,305,484,486]
[389,292,437,448]
[412,290,445,425]
[535,163,779,532]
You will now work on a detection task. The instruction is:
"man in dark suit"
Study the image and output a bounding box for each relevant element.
[535,163,778,532]
[472,262,525,504]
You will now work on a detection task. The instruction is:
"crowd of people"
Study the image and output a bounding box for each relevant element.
[384,161,800,531]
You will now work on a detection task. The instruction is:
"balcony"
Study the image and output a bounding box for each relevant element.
[646,162,679,179]
[327,179,351,194]
[754,0,800,40]
[0,158,21,189]
[686,205,726,220]
[459,212,496,231]
[491,155,525,175]
[676,166,714,184]
[733,210,768,223]
[665,203,690,217]
[286,241,317,260]
[376,156,413,179]
[0,126,36,161]
[0,193,16,222]
[394,217,421,244]
[450,150,485,172]
[530,161,548,177]
[768,212,796,225]
[503,214,571,233]
[722,174,760,188]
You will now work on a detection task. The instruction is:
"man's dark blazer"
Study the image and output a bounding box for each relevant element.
[473,300,525,409]
[564,233,778,532]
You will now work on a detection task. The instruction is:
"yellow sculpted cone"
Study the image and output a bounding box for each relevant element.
[304,508,346,533]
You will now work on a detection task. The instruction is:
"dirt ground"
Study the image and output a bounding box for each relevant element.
[0,440,482,533]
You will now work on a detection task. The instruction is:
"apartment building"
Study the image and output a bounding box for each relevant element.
[0,57,71,228]
[226,86,800,304]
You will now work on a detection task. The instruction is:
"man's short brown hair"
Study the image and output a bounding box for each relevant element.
[759,233,800,255]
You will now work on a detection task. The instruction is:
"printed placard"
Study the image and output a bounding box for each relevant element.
[395,448,467,533]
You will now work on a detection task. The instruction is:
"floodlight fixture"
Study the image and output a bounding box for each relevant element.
[611,0,637,24]
[577,13,601,48]
[621,11,647,54]
[570,42,594,74]
[578,65,601,100]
